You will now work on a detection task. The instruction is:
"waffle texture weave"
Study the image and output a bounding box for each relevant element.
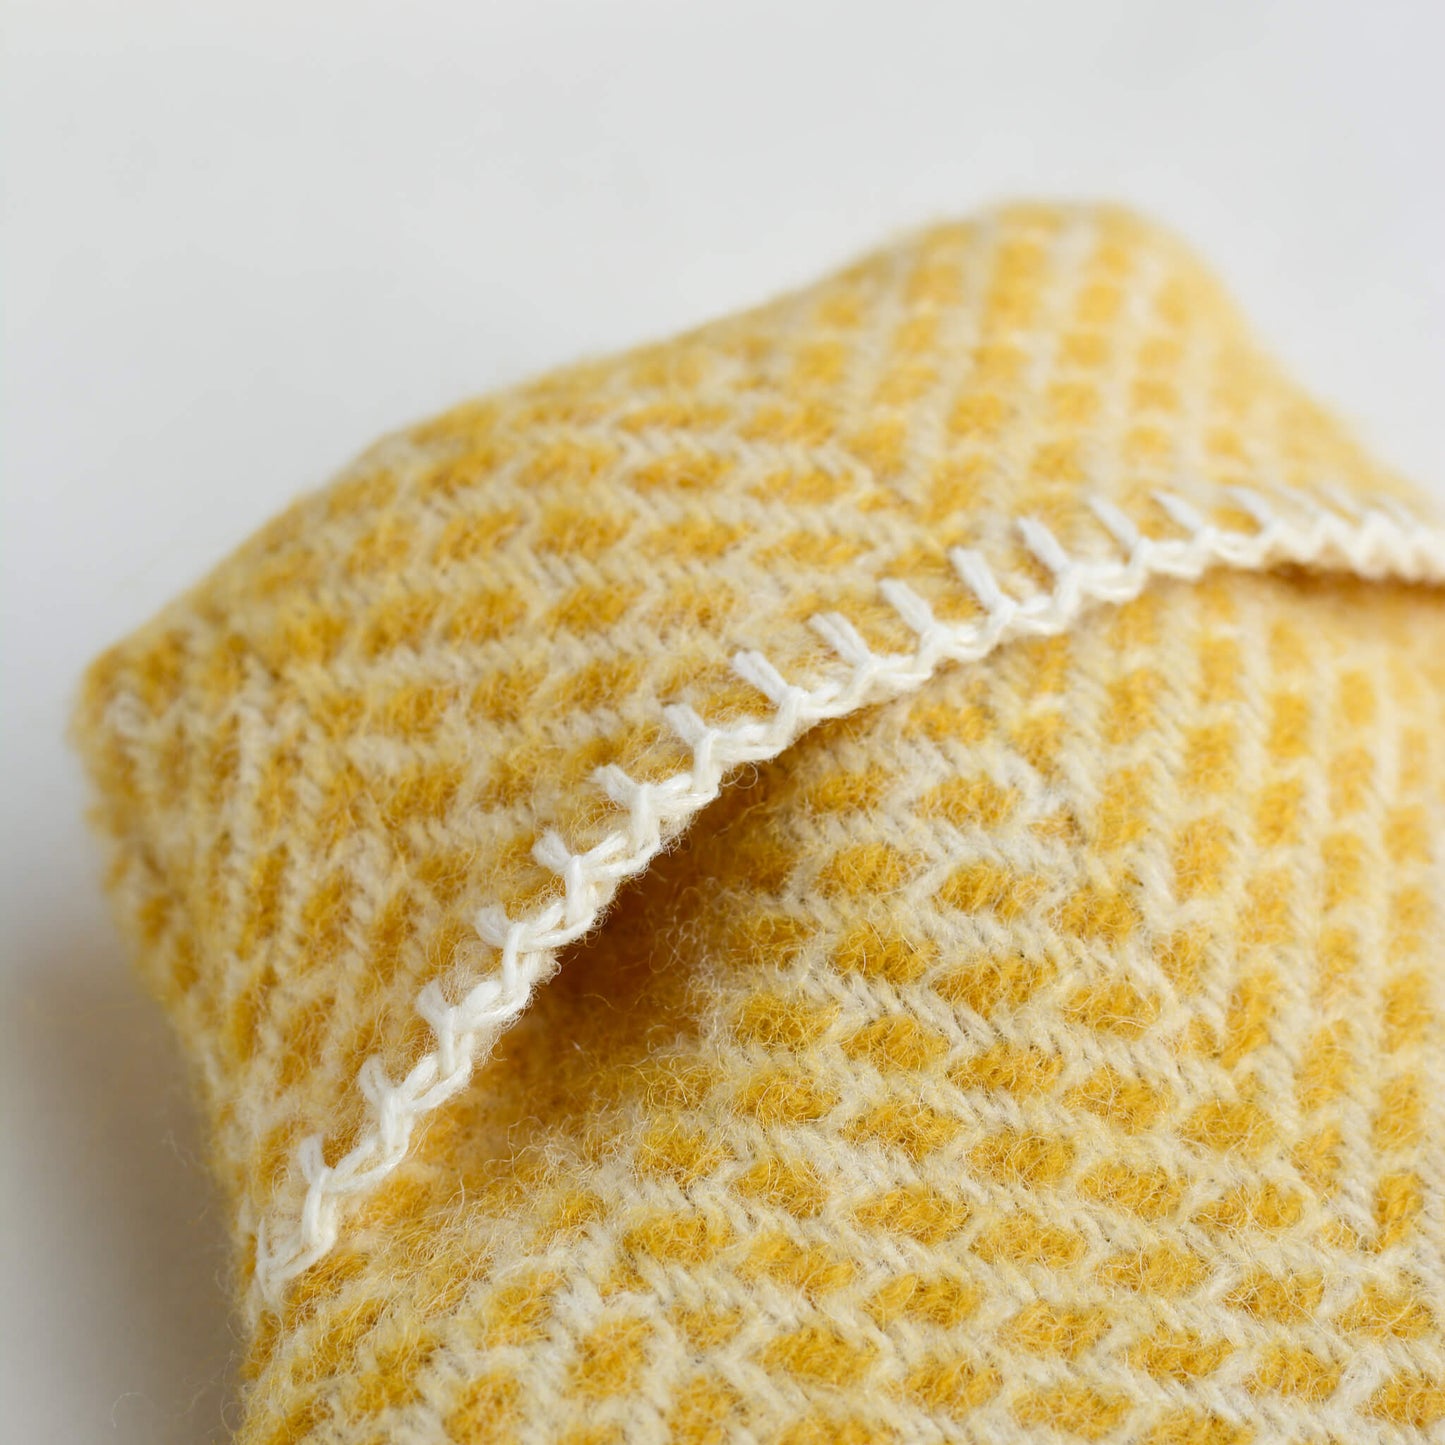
[75,203,1445,1443]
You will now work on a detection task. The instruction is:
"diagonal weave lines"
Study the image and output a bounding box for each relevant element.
[256,486,1445,1303]
[71,202,1445,1441]
[227,561,1445,1443]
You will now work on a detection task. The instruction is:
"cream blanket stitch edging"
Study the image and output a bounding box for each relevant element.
[75,201,1445,1442]
[257,489,1445,1304]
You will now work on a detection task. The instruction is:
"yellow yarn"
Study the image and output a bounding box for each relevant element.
[74,203,1445,1442]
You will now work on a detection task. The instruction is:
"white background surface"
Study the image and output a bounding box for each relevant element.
[4,2,1443,1439]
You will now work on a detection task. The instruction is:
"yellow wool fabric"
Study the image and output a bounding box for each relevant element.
[74,204,1445,1443]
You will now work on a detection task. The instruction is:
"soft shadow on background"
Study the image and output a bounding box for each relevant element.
[4,1,1444,1440]
[1,921,237,1443]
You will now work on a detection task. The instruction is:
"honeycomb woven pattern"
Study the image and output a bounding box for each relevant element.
[73,203,1445,1442]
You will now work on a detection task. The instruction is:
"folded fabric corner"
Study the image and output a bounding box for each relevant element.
[75,202,1445,1443]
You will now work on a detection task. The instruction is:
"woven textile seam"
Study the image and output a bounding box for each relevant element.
[253,483,1445,1307]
